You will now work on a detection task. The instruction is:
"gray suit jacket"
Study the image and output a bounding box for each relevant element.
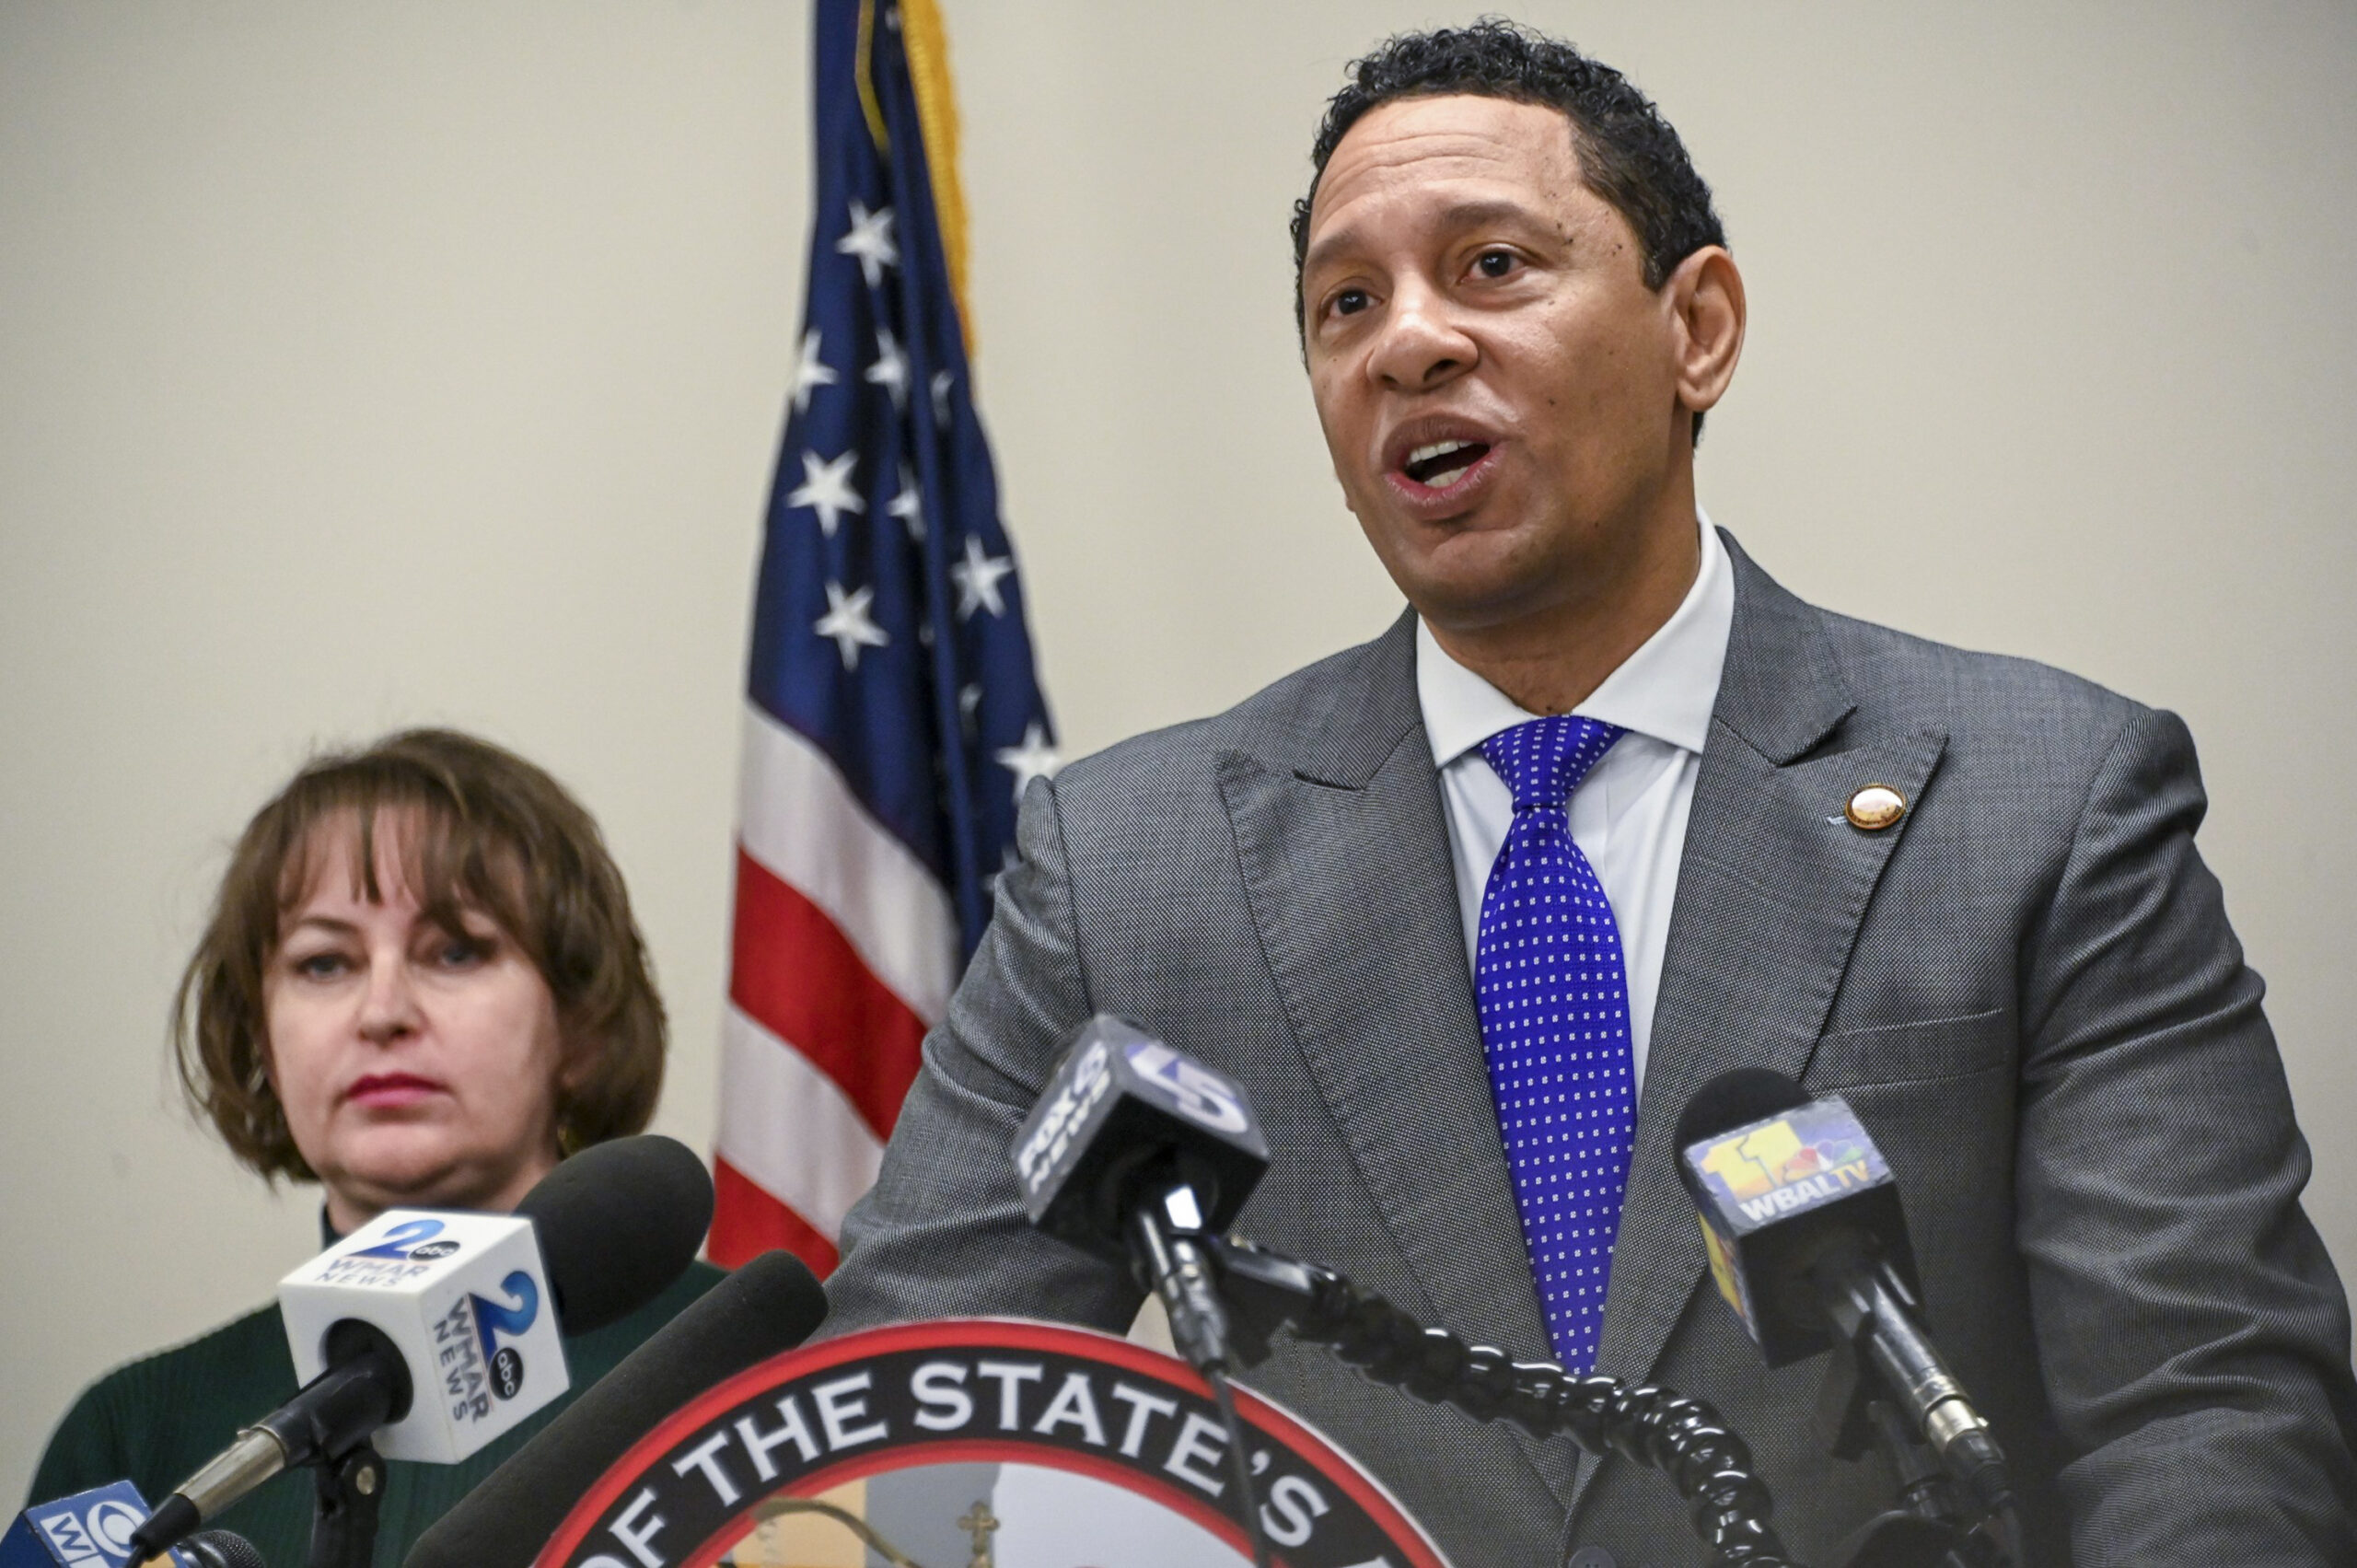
[826,535,2356,1567]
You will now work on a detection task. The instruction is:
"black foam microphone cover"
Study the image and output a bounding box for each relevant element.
[1673,1066,1808,1154]
[401,1249,828,1568]
[181,1530,269,1568]
[517,1133,716,1335]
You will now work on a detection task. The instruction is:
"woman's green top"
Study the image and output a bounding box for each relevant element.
[29,1260,726,1567]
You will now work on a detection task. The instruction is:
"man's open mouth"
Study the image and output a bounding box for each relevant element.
[1401,439,1492,488]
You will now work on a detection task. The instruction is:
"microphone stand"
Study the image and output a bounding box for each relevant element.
[132,1323,406,1568]
[1126,1179,1276,1568]
[305,1443,386,1568]
[1813,1338,2014,1568]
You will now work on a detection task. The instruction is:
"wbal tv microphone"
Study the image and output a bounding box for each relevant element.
[1012,1015,1271,1375]
[1676,1069,2015,1524]
[404,1249,829,1568]
[133,1135,714,1562]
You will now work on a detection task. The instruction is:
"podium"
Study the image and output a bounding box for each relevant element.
[527,1318,1451,1568]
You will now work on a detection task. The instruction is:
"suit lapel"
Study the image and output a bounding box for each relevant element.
[1220,610,1581,1508]
[1219,547,1951,1521]
[1571,536,1947,1514]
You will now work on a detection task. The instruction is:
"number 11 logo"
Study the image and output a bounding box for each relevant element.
[1698,1120,1805,1201]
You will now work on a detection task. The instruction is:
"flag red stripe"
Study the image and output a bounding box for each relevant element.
[737,703,957,1023]
[728,846,927,1142]
[710,1154,842,1276]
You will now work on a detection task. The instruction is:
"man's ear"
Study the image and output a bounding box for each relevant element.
[1666,245,1746,417]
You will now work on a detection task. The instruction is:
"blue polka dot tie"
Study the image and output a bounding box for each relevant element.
[1475,714,1635,1373]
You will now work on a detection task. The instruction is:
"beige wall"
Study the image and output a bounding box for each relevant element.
[4,0,2351,1501]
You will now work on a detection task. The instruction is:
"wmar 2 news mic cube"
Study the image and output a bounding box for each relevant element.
[280,1209,570,1463]
[3,1483,192,1568]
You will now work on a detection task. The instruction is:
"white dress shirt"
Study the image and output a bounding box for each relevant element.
[1416,513,1734,1099]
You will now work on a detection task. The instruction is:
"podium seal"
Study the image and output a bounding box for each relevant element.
[534,1318,1453,1568]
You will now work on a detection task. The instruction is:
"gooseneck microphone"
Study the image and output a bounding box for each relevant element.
[1675,1070,2017,1532]
[403,1249,829,1568]
[132,1135,715,1563]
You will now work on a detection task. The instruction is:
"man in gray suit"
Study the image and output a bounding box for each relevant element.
[825,21,2356,1566]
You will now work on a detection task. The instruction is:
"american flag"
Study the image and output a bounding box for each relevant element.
[711,0,1056,1274]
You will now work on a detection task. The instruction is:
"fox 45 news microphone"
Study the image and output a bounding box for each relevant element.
[1012,1016,1278,1568]
[130,1134,714,1563]
[1676,1070,2017,1531]
[1012,1015,1271,1376]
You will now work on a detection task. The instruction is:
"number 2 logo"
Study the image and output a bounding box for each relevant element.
[470,1271,540,1358]
[470,1271,540,1401]
[349,1217,447,1259]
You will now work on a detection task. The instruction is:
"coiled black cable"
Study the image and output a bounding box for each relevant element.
[1210,1237,1796,1568]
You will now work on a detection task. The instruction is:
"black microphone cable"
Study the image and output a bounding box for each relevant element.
[1205,1369,1271,1568]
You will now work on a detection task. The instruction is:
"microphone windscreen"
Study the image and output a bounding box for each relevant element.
[1674,1067,1808,1156]
[518,1134,716,1335]
[402,1249,828,1568]
[184,1530,269,1568]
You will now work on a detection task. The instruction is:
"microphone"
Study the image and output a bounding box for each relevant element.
[1006,1025,1795,1568]
[178,1534,267,1568]
[3,1481,195,1567]
[502,1133,718,1337]
[1675,1070,2015,1524]
[403,1249,829,1568]
[133,1135,714,1561]
[1013,1017,1278,1568]
[1012,1015,1271,1375]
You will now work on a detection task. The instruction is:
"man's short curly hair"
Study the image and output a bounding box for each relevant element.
[1292,19,1728,437]
[174,727,666,1183]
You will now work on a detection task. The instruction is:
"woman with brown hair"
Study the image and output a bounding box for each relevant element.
[29,728,724,1563]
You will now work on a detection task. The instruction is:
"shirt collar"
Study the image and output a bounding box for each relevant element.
[1417,509,1734,766]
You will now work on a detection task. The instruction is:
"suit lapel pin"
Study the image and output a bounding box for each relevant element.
[1842,784,1908,830]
